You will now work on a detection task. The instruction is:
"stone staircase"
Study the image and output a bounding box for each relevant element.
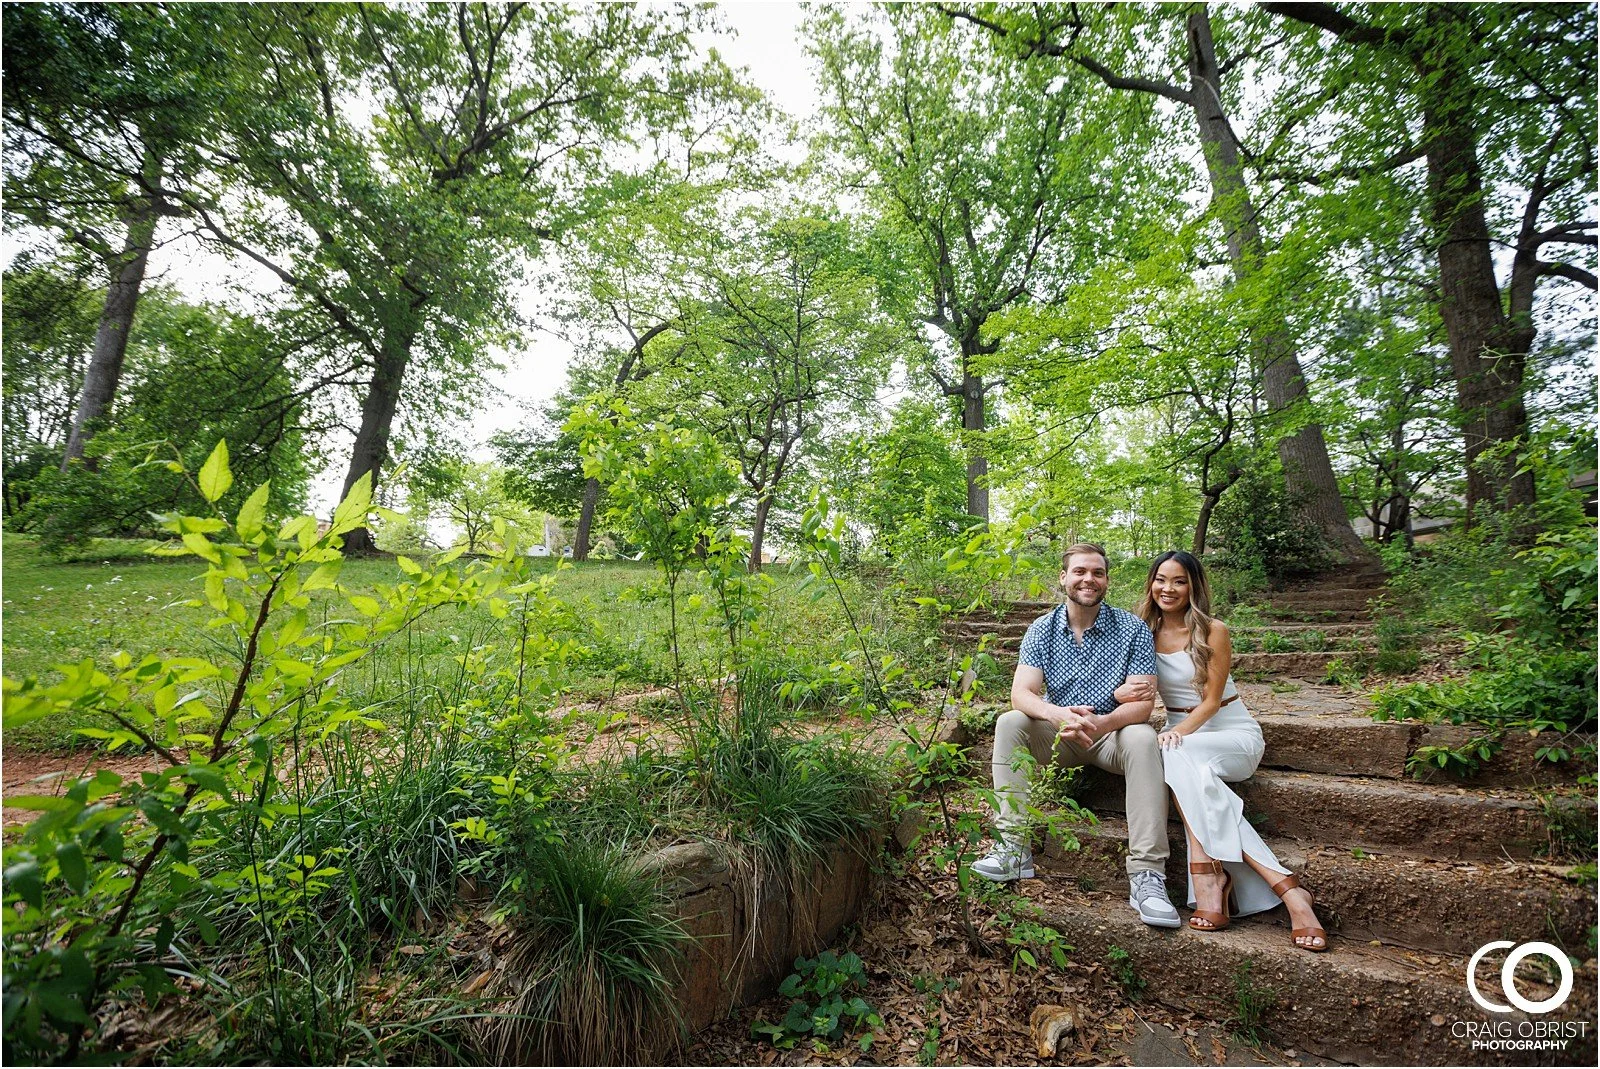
[941,573,1598,1066]
[950,566,1401,682]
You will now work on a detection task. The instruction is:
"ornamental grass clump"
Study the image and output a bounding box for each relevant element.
[480,835,685,1066]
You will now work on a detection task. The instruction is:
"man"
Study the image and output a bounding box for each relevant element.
[972,543,1180,928]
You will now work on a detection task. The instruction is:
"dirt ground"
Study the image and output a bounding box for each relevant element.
[682,849,1329,1068]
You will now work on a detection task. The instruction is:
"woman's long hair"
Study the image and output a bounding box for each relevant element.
[1137,550,1218,688]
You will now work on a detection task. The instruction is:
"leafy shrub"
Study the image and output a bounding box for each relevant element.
[751,950,880,1053]
[1210,468,1336,585]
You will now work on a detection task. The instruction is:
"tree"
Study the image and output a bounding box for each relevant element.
[2,3,228,469]
[808,5,1142,524]
[1260,2,1597,522]
[190,4,734,553]
[403,457,534,555]
[1,260,100,512]
[13,290,315,551]
[662,208,898,570]
[943,2,1375,564]
[830,398,970,560]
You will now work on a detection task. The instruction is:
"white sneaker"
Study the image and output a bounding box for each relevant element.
[971,844,1035,882]
[1128,870,1181,928]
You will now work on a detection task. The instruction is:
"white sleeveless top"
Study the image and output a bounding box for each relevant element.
[1155,650,1259,735]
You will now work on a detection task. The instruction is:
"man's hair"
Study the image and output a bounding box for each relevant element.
[1061,542,1109,571]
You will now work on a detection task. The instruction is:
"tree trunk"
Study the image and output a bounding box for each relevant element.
[339,331,414,555]
[1419,10,1536,520]
[961,355,989,524]
[572,476,601,561]
[1185,8,1374,565]
[1193,492,1220,555]
[60,207,158,471]
[749,493,773,573]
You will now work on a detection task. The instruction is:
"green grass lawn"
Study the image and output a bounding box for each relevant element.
[1,533,941,751]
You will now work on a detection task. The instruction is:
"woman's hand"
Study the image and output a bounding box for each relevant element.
[1115,678,1156,704]
[1157,730,1184,750]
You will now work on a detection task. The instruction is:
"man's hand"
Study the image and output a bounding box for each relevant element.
[1115,678,1156,703]
[1056,705,1100,748]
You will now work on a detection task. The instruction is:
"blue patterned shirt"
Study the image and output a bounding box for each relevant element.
[1017,604,1157,713]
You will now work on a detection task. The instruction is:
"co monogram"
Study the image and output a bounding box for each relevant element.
[1467,941,1574,1015]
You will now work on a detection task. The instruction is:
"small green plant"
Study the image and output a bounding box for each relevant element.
[1535,790,1598,862]
[1229,960,1278,1046]
[917,1023,941,1066]
[1233,632,1258,653]
[1323,657,1364,689]
[1106,944,1145,1001]
[751,950,881,1053]
[1261,630,1292,653]
[957,702,1000,737]
[1031,757,1087,810]
[1301,629,1328,652]
[1407,733,1504,779]
[1350,846,1369,861]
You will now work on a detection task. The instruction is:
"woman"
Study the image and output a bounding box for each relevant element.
[1114,550,1328,951]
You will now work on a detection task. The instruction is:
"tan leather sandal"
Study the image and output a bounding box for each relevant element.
[1188,860,1233,931]
[1271,874,1328,951]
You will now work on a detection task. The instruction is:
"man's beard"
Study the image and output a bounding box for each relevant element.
[1065,584,1105,608]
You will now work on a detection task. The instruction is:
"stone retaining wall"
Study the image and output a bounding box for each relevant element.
[644,838,876,1040]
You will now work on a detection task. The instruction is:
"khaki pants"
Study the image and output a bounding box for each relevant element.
[991,709,1168,875]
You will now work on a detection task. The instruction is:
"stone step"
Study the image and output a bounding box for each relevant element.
[1039,815,1596,957]
[1233,650,1365,679]
[1257,595,1380,616]
[1233,622,1376,639]
[1255,606,1373,623]
[962,715,1592,787]
[1018,862,1597,1066]
[1260,585,1388,601]
[1073,768,1592,860]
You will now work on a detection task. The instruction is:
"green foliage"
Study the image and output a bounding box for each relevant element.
[751,950,880,1053]
[1372,514,1597,781]
[1210,467,1335,585]
[1229,960,1278,1047]
[10,293,314,553]
[977,882,1074,973]
[0,441,577,1062]
[830,398,973,561]
[484,835,685,1066]
[1105,945,1145,1001]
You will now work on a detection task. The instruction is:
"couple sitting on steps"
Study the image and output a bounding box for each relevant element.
[974,543,1329,952]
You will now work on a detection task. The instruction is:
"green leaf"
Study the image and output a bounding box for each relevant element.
[330,471,373,536]
[348,595,382,617]
[55,842,87,893]
[6,861,44,909]
[302,561,342,591]
[236,481,271,541]
[182,531,222,564]
[198,440,233,503]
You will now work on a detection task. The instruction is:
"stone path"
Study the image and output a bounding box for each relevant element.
[944,569,1598,1066]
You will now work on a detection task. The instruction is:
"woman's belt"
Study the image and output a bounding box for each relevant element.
[1165,692,1239,715]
